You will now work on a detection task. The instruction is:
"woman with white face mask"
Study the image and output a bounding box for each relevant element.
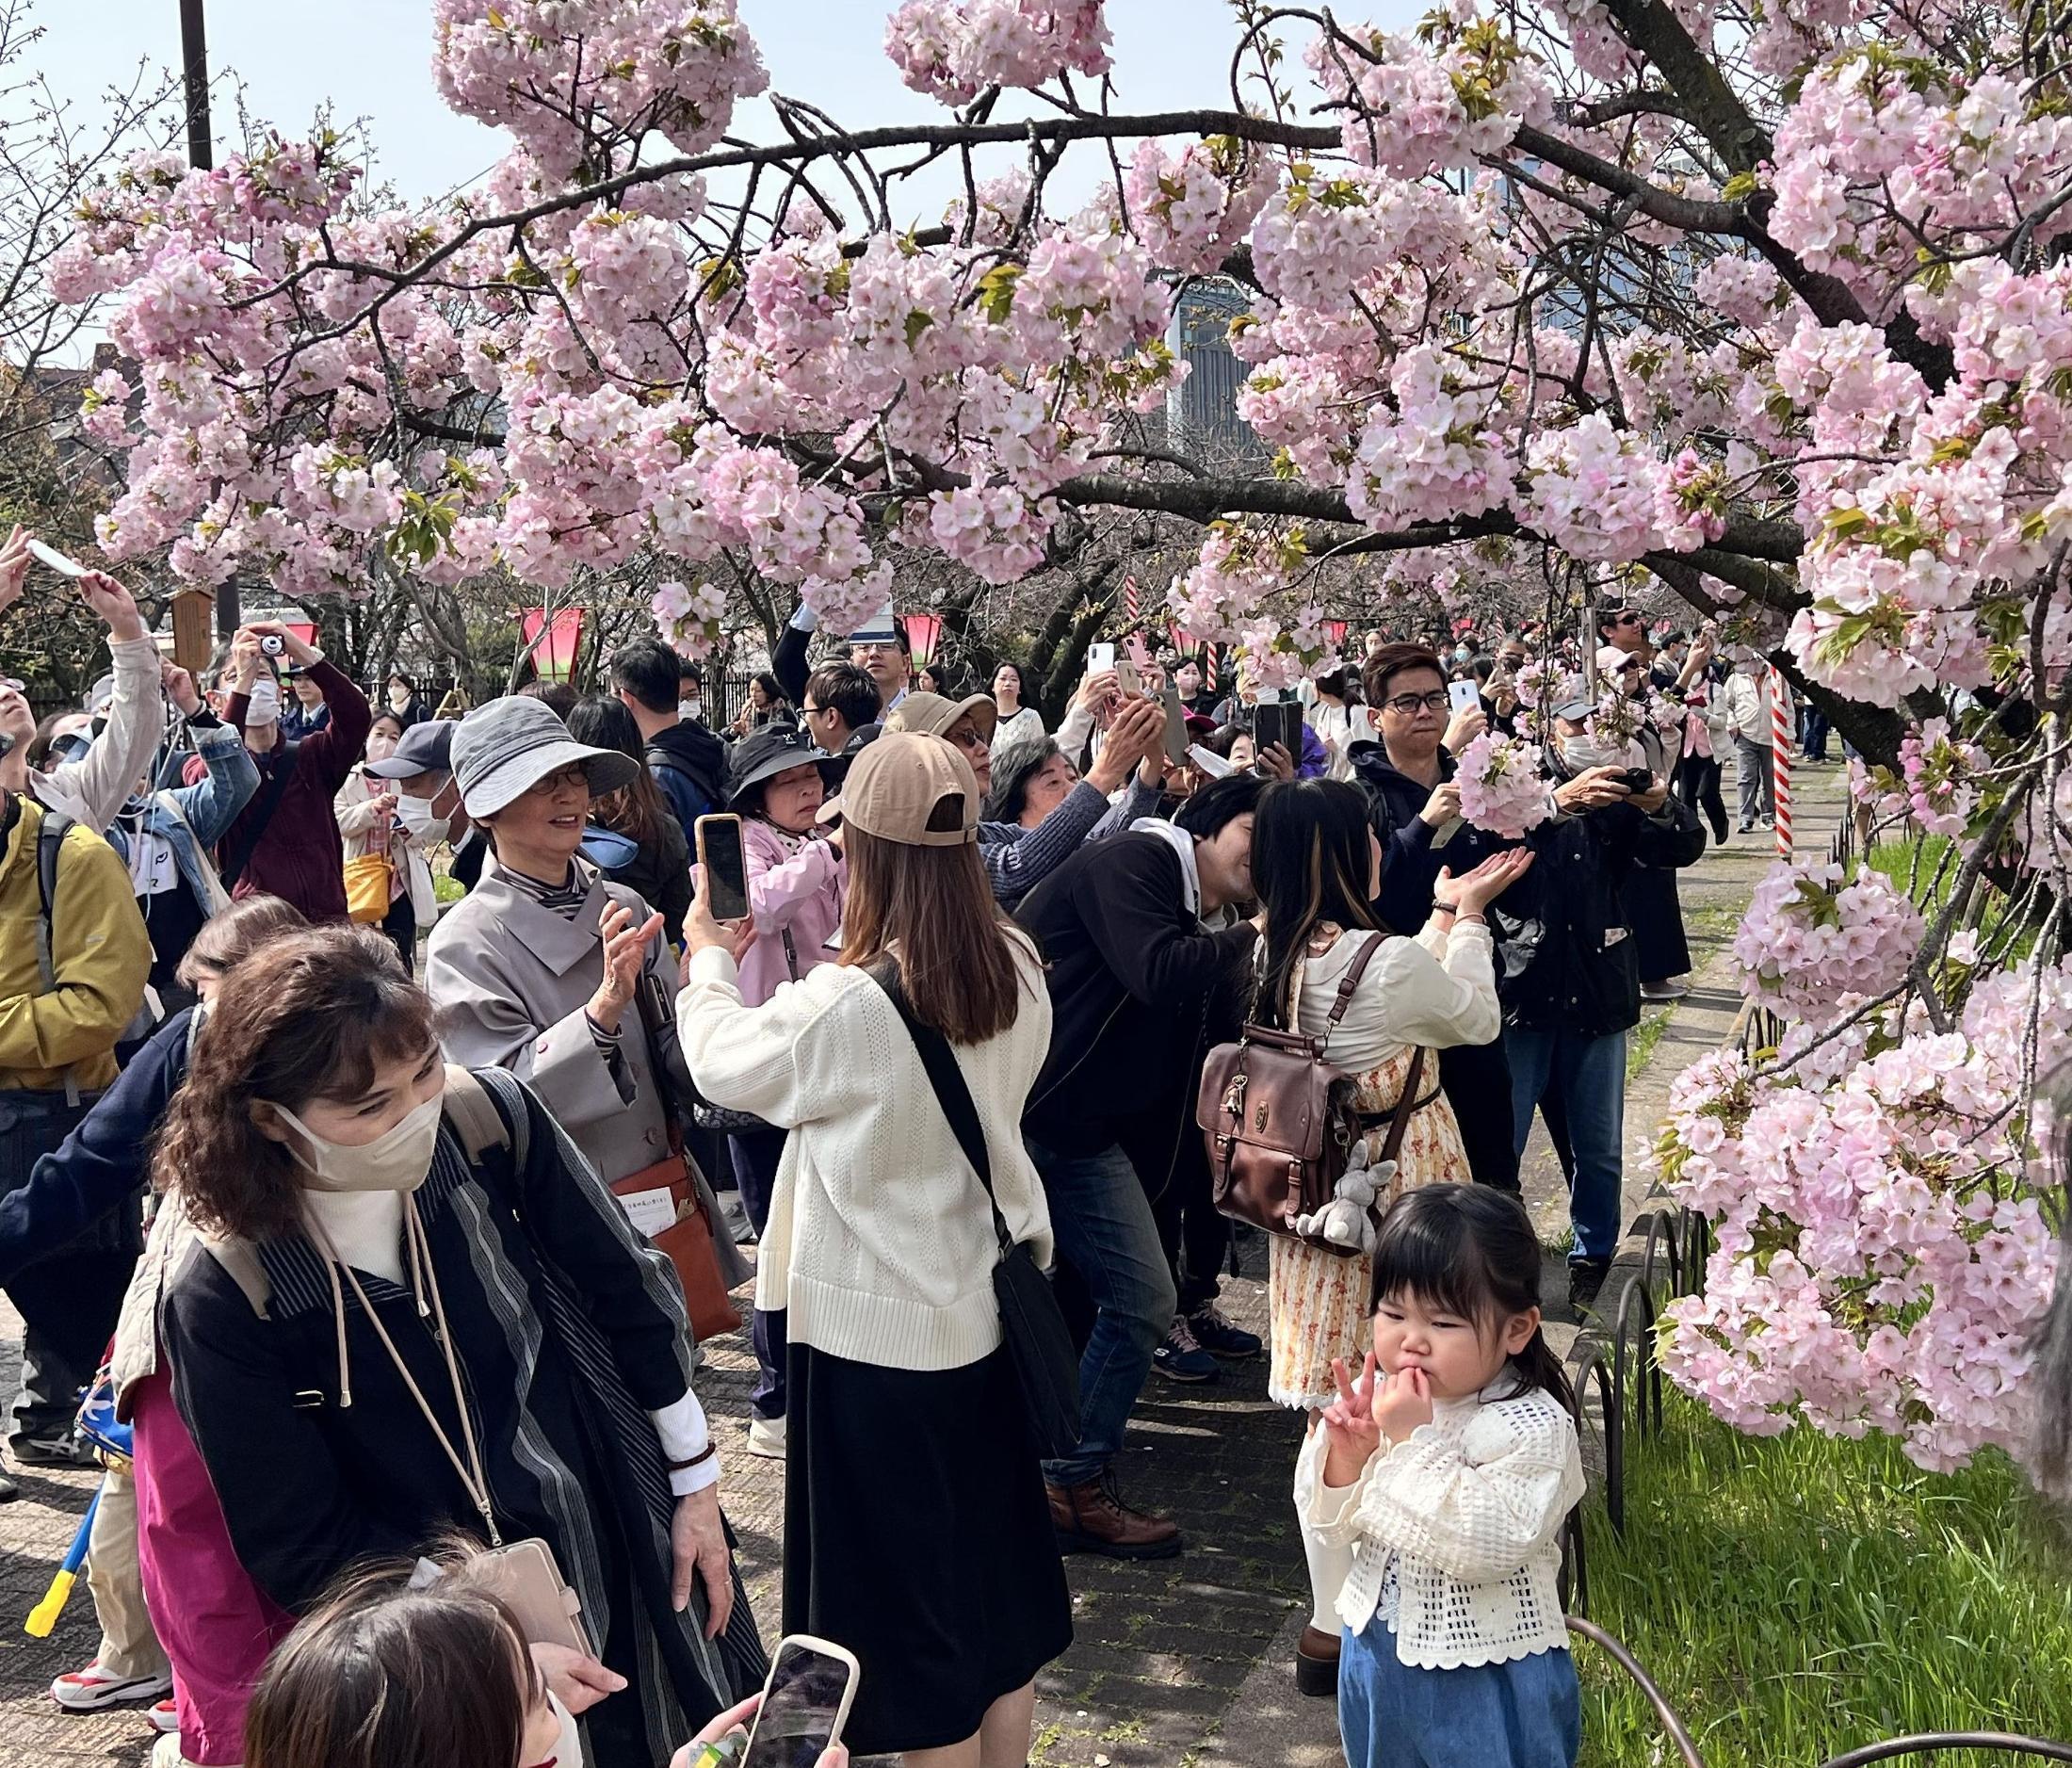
[153,926,766,1768]
[336,712,435,973]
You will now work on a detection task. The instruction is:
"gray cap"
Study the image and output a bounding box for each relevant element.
[449,696,639,818]
[1551,695,1595,722]
[364,718,456,780]
[84,673,116,716]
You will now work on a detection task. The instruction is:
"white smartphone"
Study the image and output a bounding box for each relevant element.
[1447,678,1481,716]
[1086,641,1116,675]
[25,539,89,578]
[740,1634,861,1768]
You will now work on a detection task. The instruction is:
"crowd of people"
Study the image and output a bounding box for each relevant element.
[0,533,1790,1768]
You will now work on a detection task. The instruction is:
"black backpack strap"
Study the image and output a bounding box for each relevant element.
[866,960,1012,1257]
[34,808,79,1104]
[219,740,299,889]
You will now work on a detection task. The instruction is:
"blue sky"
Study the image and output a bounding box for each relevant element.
[27,0,1384,212]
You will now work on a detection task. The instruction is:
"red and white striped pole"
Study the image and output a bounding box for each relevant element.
[1771,664,1793,859]
[1123,574,1141,626]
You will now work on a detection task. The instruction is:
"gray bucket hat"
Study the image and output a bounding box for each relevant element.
[450,695,640,818]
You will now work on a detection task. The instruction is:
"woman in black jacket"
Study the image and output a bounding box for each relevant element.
[153,926,763,1767]
[567,696,694,945]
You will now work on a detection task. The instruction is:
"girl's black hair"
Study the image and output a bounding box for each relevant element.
[1252,778,1386,1032]
[1368,1185,1575,1410]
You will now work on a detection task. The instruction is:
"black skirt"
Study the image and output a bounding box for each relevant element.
[784,1342,1073,1757]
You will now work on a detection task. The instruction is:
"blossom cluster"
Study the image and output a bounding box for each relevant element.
[1455,731,1553,837]
[884,0,1110,105]
[1731,858,1923,1026]
[1653,956,2071,1468]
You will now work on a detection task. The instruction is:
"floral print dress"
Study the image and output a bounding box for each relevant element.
[1267,928,1476,1409]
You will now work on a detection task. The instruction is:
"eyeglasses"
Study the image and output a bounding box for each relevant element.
[850,641,899,657]
[801,703,828,719]
[1384,690,1453,715]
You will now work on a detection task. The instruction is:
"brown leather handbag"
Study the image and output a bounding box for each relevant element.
[1197,933,1425,1257]
[621,986,743,1344]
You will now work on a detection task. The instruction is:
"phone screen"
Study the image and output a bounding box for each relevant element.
[1448,678,1481,716]
[696,815,750,923]
[741,1638,857,1768]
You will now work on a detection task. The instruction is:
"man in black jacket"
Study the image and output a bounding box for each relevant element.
[1015,771,1265,1558]
[610,638,729,838]
[1496,699,1707,1309]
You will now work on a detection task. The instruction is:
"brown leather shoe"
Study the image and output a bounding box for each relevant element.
[1296,1624,1340,1698]
[1045,1474,1183,1560]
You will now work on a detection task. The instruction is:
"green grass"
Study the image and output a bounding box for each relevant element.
[1625,1008,1673,1082]
[1578,1389,2072,1767]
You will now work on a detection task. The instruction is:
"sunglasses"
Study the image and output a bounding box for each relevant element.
[1611,612,1642,628]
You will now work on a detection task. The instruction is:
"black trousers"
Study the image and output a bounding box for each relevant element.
[1437,1040,1520,1193]
[1152,1165,1229,1318]
[1675,753,1728,842]
[0,1090,138,1445]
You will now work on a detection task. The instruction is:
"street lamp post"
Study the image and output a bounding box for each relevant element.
[178,0,239,640]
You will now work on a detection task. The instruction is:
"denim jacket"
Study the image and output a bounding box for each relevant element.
[104,721,259,916]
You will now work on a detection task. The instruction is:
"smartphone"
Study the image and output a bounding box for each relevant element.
[1086,641,1116,676]
[468,1537,591,1656]
[1125,632,1152,673]
[25,539,88,578]
[695,814,750,923]
[1253,700,1301,761]
[739,1634,861,1768]
[1116,658,1141,698]
[1448,678,1481,716]
[1159,685,1190,766]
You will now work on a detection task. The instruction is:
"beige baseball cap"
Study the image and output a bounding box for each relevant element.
[887,689,998,744]
[826,731,979,848]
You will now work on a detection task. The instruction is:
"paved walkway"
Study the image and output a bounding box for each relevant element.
[0,755,1850,1768]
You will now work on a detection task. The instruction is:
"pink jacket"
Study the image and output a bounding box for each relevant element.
[738,815,847,1007]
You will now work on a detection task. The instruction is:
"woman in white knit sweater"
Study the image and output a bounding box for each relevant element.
[675,732,1069,1768]
[1245,778,1531,1698]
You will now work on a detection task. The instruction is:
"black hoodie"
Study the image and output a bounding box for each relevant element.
[645,719,730,837]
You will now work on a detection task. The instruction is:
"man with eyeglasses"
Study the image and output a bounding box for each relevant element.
[1347,642,1524,1192]
[887,689,1166,909]
[771,602,913,719]
[800,660,882,758]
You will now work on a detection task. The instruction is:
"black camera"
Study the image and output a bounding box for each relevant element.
[1620,767,1654,794]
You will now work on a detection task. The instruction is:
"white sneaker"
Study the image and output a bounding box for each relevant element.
[148,1698,180,1734]
[51,1660,173,1711]
[150,1734,209,1768]
[745,1414,787,1459]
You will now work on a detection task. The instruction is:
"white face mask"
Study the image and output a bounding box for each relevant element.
[679,697,702,721]
[245,678,281,727]
[269,1090,445,1193]
[1562,736,1620,773]
[388,683,413,709]
[394,793,449,845]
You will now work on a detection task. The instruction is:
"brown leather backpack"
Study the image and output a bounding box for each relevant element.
[1197,933,1425,1257]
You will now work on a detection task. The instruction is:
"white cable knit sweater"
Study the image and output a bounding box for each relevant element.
[1295,1383,1584,1669]
[676,939,1054,1372]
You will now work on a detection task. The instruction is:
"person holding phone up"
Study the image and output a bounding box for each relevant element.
[0,527,168,836]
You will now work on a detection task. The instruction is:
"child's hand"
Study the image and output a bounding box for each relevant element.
[1375,1366,1434,1443]
[1320,1354,1383,1484]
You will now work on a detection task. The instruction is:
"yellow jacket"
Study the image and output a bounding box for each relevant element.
[0,793,151,1094]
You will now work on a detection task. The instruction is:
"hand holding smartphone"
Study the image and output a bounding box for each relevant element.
[1447,678,1481,717]
[695,815,750,923]
[735,1635,860,1768]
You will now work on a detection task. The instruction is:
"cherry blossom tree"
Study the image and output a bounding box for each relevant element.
[42,0,2072,1468]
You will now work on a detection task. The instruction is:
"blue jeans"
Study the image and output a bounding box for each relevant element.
[1027,1137,1176,1488]
[1504,1026,1627,1263]
[1340,1618,1578,1768]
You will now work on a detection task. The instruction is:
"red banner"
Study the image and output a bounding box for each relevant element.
[520,607,585,683]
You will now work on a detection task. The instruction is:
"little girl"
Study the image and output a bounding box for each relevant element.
[1296,1185,1586,1768]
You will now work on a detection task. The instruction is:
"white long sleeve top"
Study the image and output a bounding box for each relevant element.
[676,937,1055,1371]
[30,634,165,834]
[1296,1383,1584,1668]
[1292,919,1500,1065]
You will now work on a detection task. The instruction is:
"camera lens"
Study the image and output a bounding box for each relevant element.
[260,634,283,656]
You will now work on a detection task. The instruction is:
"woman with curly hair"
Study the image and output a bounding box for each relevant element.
[151,925,764,1768]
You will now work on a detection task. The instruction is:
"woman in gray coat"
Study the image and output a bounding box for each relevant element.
[425,696,748,1290]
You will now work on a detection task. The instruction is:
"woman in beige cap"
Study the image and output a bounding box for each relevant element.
[676,731,1069,1768]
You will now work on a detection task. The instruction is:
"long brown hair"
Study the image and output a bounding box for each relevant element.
[245,1559,530,1768]
[154,926,437,1239]
[566,694,672,847]
[839,824,1031,1045]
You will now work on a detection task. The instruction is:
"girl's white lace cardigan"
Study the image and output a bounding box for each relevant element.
[1295,1383,1585,1670]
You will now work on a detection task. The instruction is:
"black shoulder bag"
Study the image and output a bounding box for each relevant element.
[867,962,1082,1461]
